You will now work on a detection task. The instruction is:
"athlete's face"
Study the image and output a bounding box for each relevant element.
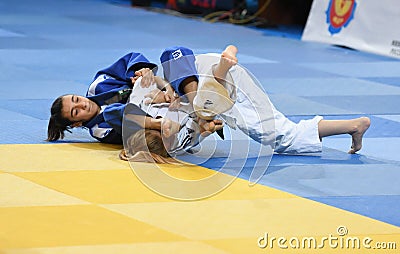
[61,95,100,125]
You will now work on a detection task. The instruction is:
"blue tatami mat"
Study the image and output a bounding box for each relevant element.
[0,0,399,228]
[308,195,400,227]
[303,95,400,115]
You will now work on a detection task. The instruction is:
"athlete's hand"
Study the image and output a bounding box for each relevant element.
[144,88,171,105]
[119,150,129,161]
[134,68,155,88]
[161,118,180,138]
[163,84,179,107]
[199,119,224,137]
[168,97,182,110]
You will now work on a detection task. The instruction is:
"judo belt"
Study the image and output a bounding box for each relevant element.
[104,88,132,105]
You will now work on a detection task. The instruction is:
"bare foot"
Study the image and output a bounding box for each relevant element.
[213,45,238,83]
[220,45,238,70]
[348,117,371,154]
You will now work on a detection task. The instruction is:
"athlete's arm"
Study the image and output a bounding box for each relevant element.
[124,114,162,130]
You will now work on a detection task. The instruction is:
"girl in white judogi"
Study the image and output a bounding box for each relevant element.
[121,45,370,163]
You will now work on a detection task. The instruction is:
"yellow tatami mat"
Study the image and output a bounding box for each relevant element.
[0,144,399,253]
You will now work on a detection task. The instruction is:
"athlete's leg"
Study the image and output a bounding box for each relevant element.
[180,76,198,105]
[213,45,238,83]
[318,117,371,154]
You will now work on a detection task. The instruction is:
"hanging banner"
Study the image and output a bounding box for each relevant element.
[302,0,400,59]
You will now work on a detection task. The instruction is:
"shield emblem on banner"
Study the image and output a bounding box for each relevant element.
[326,0,357,34]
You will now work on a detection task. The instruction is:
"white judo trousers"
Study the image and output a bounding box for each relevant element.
[194,54,323,154]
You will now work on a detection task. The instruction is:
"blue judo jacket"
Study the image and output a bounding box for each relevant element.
[83,52,157,144]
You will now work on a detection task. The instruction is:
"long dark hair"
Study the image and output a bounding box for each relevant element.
[47,95,73,141]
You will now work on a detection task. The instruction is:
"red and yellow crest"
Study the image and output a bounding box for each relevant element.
[326,0,357,34]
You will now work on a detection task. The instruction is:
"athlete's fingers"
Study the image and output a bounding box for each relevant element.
[208,121,216,131]
[164,129,171,138]
[135,68,149,76]
[134,70,143,77]
[142,76,155,88]
[212,119,223,125]
[143,91,156,105]
[119,150,128,161]
[164,93,171,103]
[143,91,153,105]
[206,120,223,133]
[135,68,152,87]
[161,121,171,138]
[202,121,216,134]
[168,98,181,110]
[214,122,224,131]
[130,76,138,85]
[198,118,220,137]
[140,77,150,88]
[143,89,166,104]
[161,119,180,138]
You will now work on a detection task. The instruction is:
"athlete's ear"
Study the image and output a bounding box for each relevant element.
[70,121,83,128]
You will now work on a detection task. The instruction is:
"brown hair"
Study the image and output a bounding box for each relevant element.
[47,95,72,141]
[121,129,180,164]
